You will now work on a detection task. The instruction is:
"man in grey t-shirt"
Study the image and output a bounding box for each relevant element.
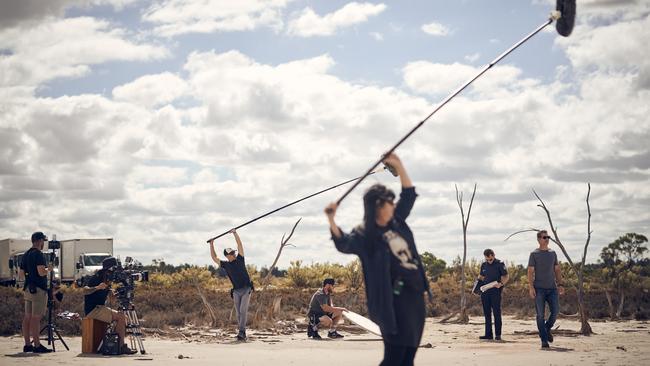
[527,230,565,348]
[307,278,346,339]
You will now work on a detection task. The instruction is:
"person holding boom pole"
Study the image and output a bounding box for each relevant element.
[209,229,254,341]
[325,153,431,366]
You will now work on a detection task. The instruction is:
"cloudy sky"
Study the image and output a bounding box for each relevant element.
[1,0,648,270]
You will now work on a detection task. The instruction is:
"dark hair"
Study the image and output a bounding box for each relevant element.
[323,278,335,286]
[483,249,494,257]
[362,184,395,234]
[31,231,47,244]
[537,230,548,238]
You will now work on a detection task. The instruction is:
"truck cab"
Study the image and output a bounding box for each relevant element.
[76,252,112,279]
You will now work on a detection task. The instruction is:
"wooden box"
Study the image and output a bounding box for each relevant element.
[81,318,108,353]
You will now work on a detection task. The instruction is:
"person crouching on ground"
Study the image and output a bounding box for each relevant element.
[325,153,432,366]
[209,229,254,341]
[478,248,508,341]
[307,278,346,339]
[83,257,136,354]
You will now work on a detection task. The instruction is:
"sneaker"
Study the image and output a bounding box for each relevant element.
[327,330,344,339]
[546,328,554,343]
[495,336,502,341]
[121,345,137,355]
[236,332,247,342]
[32,344,53,353]
[307,326,317,338]
[541,342,550,349]
[479,335,494,340]
[311,331,322,340]
[23,344,34,353]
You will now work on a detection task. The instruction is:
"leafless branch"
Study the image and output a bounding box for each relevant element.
[581,183,592,268]
[504,228,541,241]
[262,218,302,287]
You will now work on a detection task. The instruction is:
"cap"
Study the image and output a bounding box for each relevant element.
[223,248,236,256]
[102,257,118,270]
[31,232,48,243]
[323,278,335,286]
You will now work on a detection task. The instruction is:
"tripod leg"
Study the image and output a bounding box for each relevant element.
[53,328,69,351]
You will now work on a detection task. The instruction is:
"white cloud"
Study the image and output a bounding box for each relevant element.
[287,2,386,37]
[421,21,450,36]
[0,0,139,29]
[464,53,480,63]
[142,0,292,37]
[112,72,189,108]
[369,31,384,41]
[402,61,534,97]
[0,17,169,87]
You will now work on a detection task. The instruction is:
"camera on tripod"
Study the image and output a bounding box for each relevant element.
[47,239,61,250]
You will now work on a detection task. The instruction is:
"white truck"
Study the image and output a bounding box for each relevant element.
[0,238,33,286]
[59,238,114,284]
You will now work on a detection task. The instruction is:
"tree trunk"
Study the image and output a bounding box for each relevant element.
[459,238,469,323]
[616,292,625,318]
[576,275,593,335]
[604,289,616,320]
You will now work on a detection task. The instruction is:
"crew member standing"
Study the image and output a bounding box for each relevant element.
[477,249,508,340]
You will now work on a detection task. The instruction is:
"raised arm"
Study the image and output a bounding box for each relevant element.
[209,239,220,264]
[231,229,244,257]
[325,202,363,255]
[384,153,413,189]
[384,154,417,220]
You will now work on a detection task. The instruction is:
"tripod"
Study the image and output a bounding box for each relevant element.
[118,302,146,354]
[39,254,69,351]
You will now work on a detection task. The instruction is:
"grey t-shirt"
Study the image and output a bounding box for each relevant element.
[308,288,332,315]
[528,249,559,289]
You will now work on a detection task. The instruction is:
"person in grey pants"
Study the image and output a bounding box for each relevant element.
[209,229,253,341]
[527,230,565,349]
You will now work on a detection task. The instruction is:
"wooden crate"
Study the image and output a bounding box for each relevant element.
[81,318,108,353]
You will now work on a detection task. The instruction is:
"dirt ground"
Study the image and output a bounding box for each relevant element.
[1,316,649,366]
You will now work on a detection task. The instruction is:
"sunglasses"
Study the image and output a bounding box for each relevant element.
[539,236,551,240]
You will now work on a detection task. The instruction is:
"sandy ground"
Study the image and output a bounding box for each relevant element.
[2,316,649,366]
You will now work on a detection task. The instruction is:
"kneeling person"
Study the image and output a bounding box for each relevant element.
[83,257,136,355]
[307,278,345,339]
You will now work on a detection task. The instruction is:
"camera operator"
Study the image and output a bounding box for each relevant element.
[82,257,136,355]
[19,232,53,353]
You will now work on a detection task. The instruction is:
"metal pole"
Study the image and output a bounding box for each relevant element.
[206,167,387,242]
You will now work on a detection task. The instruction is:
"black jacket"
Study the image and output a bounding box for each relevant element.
[331,186,431,336]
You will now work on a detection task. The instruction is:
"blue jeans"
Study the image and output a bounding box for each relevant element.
[534,288,559,343]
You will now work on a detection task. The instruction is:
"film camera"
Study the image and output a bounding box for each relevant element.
[78,256,149,307]
[106,257,149,307]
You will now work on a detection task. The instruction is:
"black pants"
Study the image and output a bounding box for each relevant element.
[481,289,502,337]
[380,342,417,366]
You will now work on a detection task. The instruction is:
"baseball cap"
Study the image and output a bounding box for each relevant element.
[102,257,118,270]
[31,232,48,243]
[223,248,236,256]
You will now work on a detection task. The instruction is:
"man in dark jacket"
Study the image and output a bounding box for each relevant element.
[477,249,509,340]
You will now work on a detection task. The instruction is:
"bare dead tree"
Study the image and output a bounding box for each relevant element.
[190,276,218,327]
[253,218,301,323]
[506,184,593,335]
[455,183,477,324]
